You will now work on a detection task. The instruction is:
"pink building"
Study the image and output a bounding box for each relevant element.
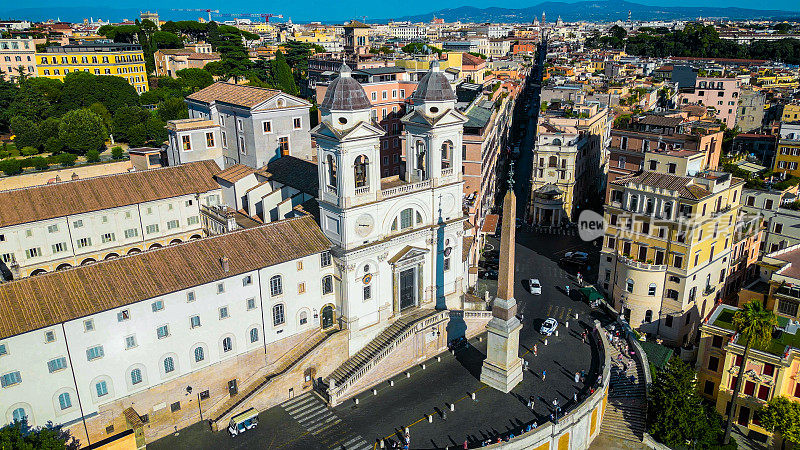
[679,77,742,127]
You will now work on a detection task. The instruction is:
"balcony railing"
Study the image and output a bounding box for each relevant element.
[324,185,337,195]
[355,186,370,196]
[381,179,431,200]
[618,254,667,271]
[441,167,454,177]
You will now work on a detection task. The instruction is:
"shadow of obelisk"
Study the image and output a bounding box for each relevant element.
[479,189,524,393]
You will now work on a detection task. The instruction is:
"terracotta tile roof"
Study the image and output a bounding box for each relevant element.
[637,115,683,128]
[166,118,218,132]
[344,20,370,28]
[463,236,474,262]
[187,52,220,60]
[481,214,499,233]
[0,161,222,228]
[214,164,256,184]
[461,52,485,66]
[0,215,330,340]
[186,82,281,108]
[613,171,710,200]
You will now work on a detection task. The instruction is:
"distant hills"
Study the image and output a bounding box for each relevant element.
[1,0,799,24]
[386,0,800,23]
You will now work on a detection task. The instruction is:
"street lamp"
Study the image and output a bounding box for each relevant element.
[186,386,203,422]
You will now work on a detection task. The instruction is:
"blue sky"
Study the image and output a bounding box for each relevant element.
[1,0,799,23]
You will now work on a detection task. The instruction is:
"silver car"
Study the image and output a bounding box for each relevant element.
[540,318,558,336]
[528,278,542,295]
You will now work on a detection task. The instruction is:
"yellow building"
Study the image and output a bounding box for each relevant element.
[598,171,745,345]
[783,103,800,122]
[697,304,800,445]
[772,122,800,177]
[36,43,149,94]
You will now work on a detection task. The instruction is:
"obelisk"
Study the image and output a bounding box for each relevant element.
[480,189,524,393]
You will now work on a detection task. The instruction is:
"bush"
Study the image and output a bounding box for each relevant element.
[44,137,63,154]
[59,152,77,167]
[30,156,49,171]
[86,149,101,163]
[0,159,23,176]
[0,151,9,159]
[20,146,39,156]
[111,146,124,160]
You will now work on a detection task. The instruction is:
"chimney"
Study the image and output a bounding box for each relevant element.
[220,256,230,272]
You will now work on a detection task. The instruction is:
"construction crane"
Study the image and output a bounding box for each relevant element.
[215,13,284,23]
[171,8,219,23]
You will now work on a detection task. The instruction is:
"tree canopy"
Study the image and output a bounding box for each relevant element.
[0,419,79,449]
[758,396,800,445]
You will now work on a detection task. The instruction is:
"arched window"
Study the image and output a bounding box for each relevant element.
[273,304,285,326]
[441,141,453,169]
[270,275,283,297]
[58,393,72,410]
[322,275,333,294]
[548,156,558,167]
[648,283,657,296]
[354,155,369,189]
[326,154,337,188]
[222,337,233,353]
[299,311,308,325]
[194,347,205,362]
[250,328,259,343]
[163,357,175,373]
[415,141,427,179]
[644,310,653,323]
[552,138,562,146]
[626,278,634,293]
[11,407,26,423]
[130,369,142,385]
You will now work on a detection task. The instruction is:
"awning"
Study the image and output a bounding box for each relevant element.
[481,214,500,234]
[579,287,604,302]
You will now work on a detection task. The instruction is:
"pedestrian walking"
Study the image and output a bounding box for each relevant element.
[529,395,535,409]
[574,372,580,383]
[542,369,546,381]
[464,439,468,449]
[533,344,538,357]
[565,284,570,296]
[573,392,578,403]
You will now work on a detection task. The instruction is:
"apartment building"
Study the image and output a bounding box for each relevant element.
[180,82,313,168]
[771,122,800,178]
[0,161,223,279]
[529,121,600,225]
[697,304,800,443]
[36,43,149,93]
[0,216,340,445]
[0,38,36,82]
[607,116,722,184]
[315,69,416,176]
[678,77,743,127]
[599,171,744,345]
[735,87,766,133]
[781,103,800,122]
[153,45,220,78]
[741,186,800,255]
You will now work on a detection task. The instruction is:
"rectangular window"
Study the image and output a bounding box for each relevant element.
[84,319,94,332]
[190,315,201,328]
[217,282,225,294]
[400,209,413,229]
[117,310,130,322]
[242,275,253,286]
[219,306,229,320]
[757,385,770,401]
[673,255,683,269]
[76,237,91,248]
[96,381,108,397]
[263,121,272,133]
[246,298,256,310]
[187,216,200,226]
[707,356,719,372]
[0,371,22,387]
[222,131,227,148]
[273,304,285,326]
[167,220,179,230]
[47,224,59,233]
[777,299,799,317]
[712,335,723,348]
[45,330,56,342]
[157,325,169,339]
[101,233,115,243]
[279,137,289,156]
[151,300,164,312]
[1,253,14,264]
[744,380,756,396]
[86,345,104,361]
[145,224,159,234]
[293,117,302,129]
[187,291,195,302]
[125,335,137,349]
[704,380,715,395]
[52,242,67,253]
[205,132,215,148]
[444,257,451,271]
[364,285,372,301]
[124,228,139,239]
[239,137,246,155]
[320,251,332,267]
[25,247,42,259]
[298,282,306,294]
[182,135,191,151]
[763,363,775,377]
[47,357,67,373]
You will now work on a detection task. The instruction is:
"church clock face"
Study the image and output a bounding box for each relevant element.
[355,213,374,237]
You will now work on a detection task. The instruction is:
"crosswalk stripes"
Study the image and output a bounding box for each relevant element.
[280,393,371,449]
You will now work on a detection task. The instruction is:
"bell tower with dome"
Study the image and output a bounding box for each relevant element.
[312,62,470,355]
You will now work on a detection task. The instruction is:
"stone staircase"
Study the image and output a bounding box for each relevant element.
[599,341,648,444]
[210,327,337,427]
[325,309,446,405]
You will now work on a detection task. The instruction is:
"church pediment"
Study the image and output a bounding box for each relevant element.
[388,245,429,266]
[312,120,384,142]
[401,109,468,127]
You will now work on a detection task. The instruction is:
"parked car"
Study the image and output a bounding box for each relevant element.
[559,255,588,270]
[528,278,542,295]
[540,318,558,336]
[564,251,588,260]
[228,408,259,437]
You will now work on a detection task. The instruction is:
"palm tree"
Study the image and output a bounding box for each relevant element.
[723,301,778,444]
